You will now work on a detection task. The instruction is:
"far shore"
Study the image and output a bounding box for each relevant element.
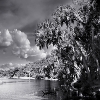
[13,76,58,81]
[0,76,58,82]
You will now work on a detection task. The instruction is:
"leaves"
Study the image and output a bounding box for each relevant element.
[35,0,100,92]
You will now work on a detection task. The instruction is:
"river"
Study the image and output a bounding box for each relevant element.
[0,78,64,100]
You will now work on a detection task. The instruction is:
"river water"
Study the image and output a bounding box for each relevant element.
[0,79,64,100]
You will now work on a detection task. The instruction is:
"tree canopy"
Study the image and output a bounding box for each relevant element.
[35,0,100,95]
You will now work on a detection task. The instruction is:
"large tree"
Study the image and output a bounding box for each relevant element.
[35,0,100,96]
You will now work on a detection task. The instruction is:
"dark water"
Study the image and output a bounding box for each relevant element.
[0,79,64,100]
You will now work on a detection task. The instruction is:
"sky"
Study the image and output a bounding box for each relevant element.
[0,0,72,65]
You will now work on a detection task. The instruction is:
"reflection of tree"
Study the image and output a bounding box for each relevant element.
[45,80,52,92]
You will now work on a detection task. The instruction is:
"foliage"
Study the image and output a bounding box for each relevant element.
[35,0,100,94]
[0,55,58,79]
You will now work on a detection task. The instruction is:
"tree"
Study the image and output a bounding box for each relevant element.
[35,0,100,96]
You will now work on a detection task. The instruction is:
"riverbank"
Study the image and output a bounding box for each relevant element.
[0,77,58,81]
[13,76,58,81]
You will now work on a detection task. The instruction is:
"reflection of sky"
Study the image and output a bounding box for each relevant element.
[0,79,58,100]
[0,0,71,65]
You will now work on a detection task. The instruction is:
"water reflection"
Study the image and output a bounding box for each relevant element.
[0,79,63,100]
[0,79,99,100]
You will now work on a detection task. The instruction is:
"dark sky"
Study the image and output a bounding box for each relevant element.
[0,0,70,32]
[0,0,71,65]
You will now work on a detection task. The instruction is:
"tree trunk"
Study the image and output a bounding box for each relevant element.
[73,40,91,83]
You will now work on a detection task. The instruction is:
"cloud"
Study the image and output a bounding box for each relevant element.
[0,29,13,47]
[10,29,47,59]
[11,29,30,48]
[0,28,57,61]
[0,28,58,62]
[0,29,30,58]
[27,46,47,58]
[11,29,30,58]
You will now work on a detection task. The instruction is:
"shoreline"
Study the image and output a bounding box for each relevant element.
[13,76,58,81]
[0,77,58,81]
